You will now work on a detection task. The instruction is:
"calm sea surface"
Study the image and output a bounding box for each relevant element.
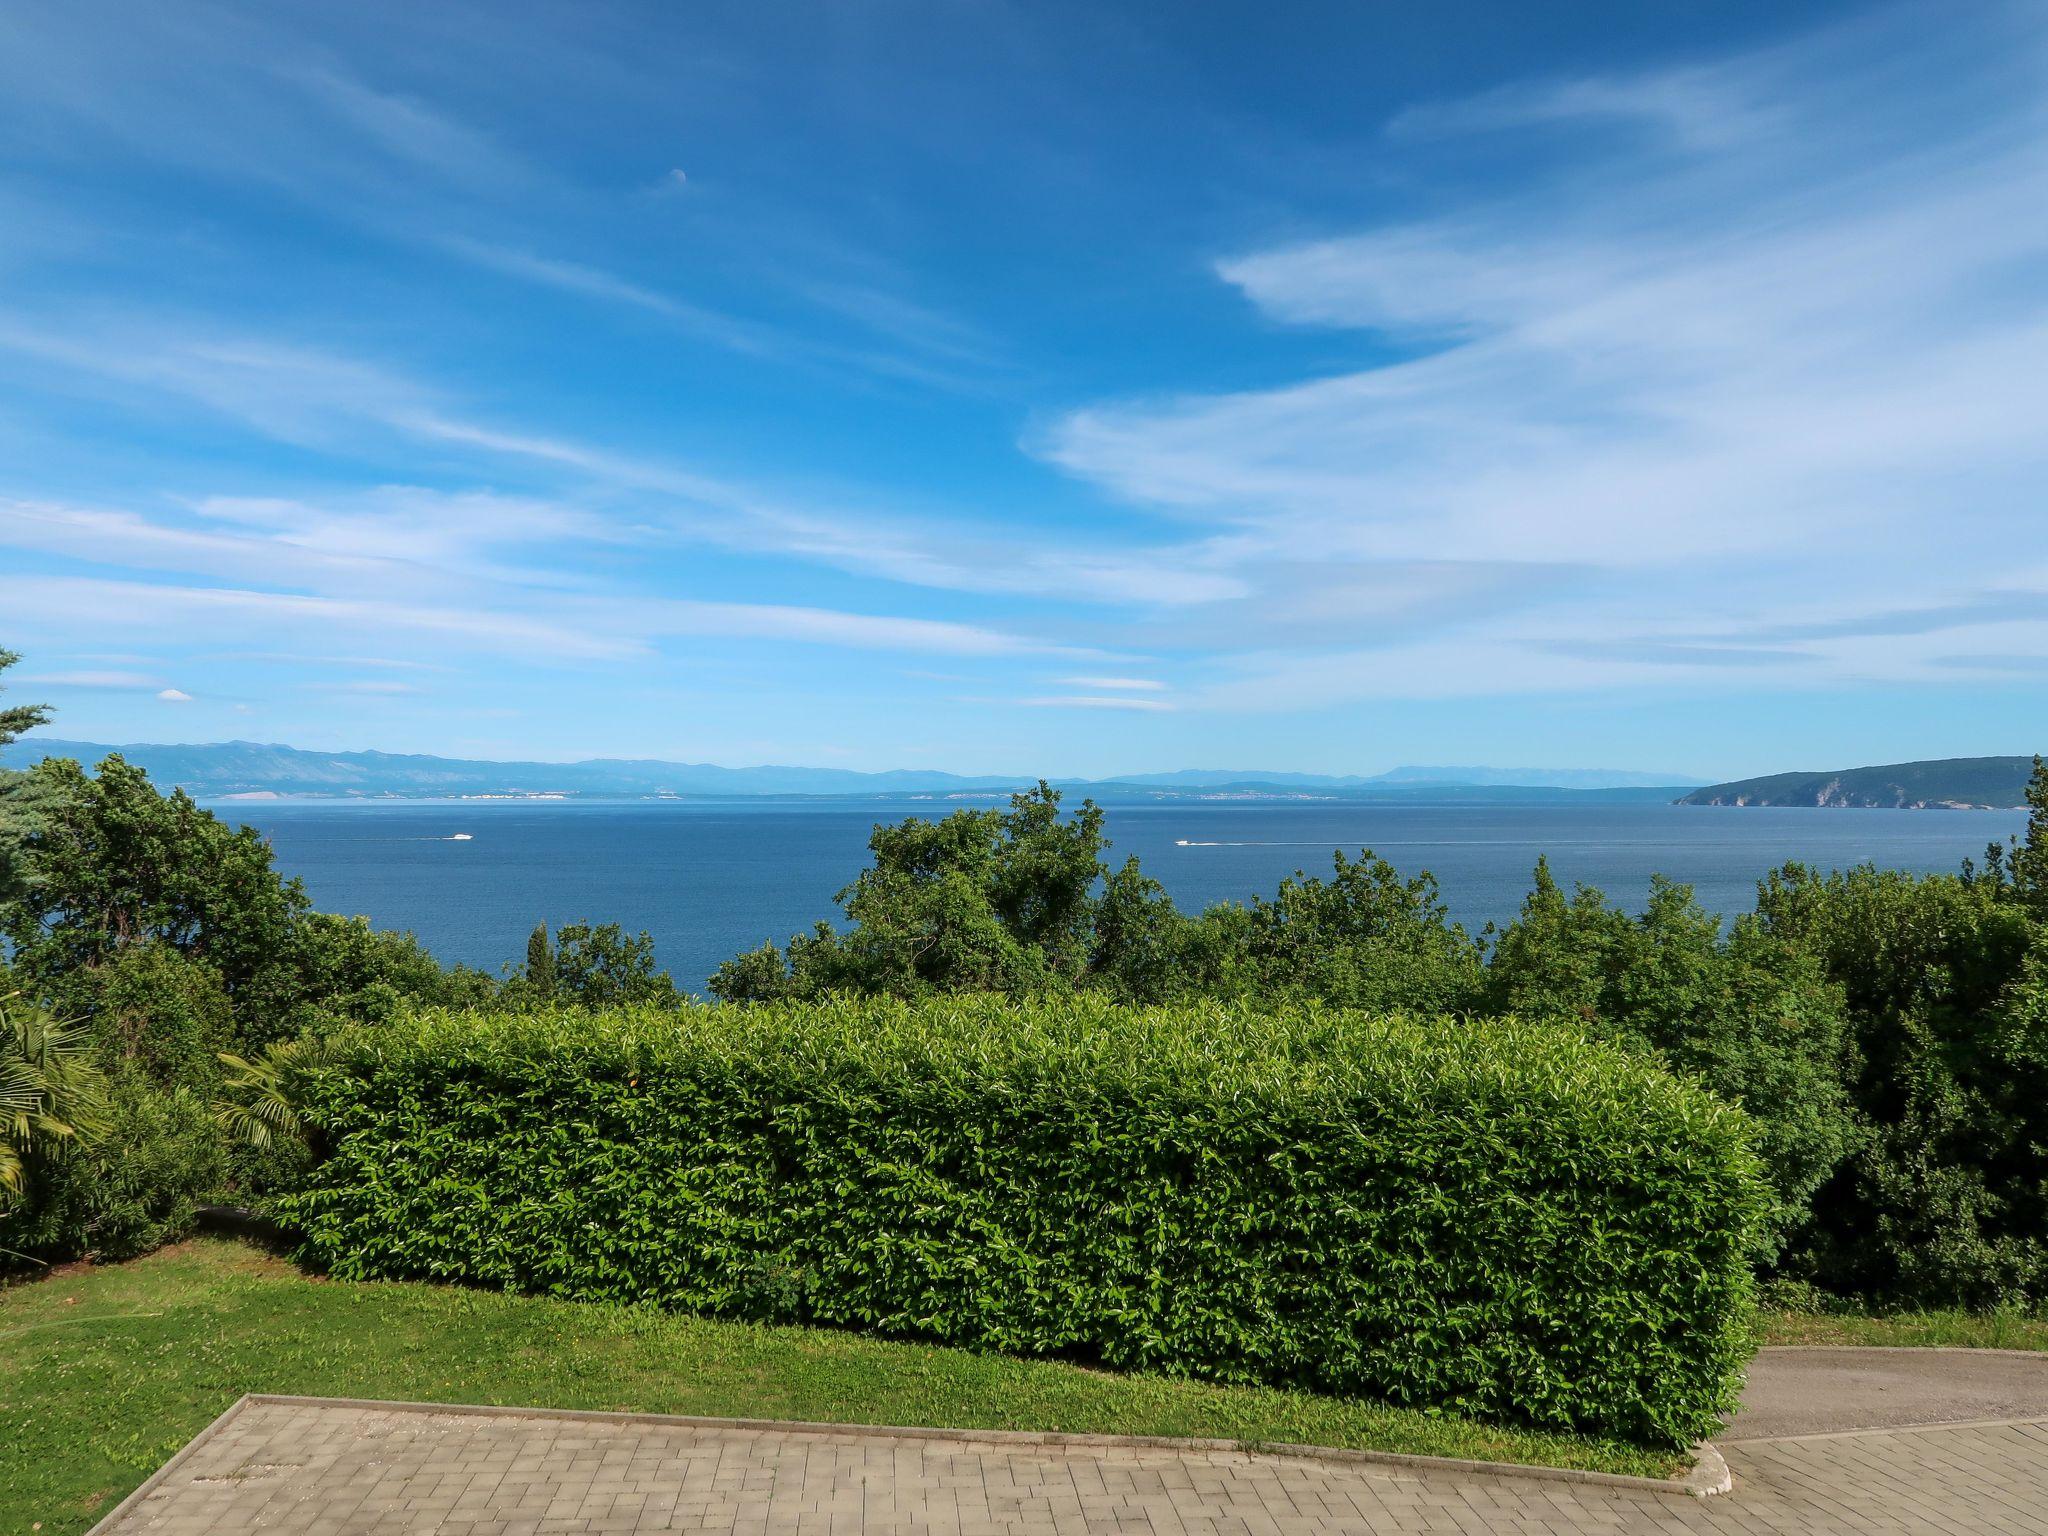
[215,799,2027,994]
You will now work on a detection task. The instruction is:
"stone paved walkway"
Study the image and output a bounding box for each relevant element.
[96,1396,2048,1536]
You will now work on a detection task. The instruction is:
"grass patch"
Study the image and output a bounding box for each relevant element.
[3,1238,1680,1533]
[1757,1308,2048,1351]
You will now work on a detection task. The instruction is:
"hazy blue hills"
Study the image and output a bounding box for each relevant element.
[0,739,1702,803]
[1680,756,2039,809]
[1363,765,1699,789]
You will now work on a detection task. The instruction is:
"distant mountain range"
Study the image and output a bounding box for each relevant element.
[1680,756,2039,810]
[0,739,1704,803]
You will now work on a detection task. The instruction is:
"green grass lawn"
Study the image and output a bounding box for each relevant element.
[3,1238,1681,1533]
[1757,1307,2048,1351]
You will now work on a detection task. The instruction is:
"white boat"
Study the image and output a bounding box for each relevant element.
[448,833,474,841]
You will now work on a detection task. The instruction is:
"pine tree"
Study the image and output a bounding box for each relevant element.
[2012,755,2048,916]
[0,648,52,749]
[0,647,55,908]
[525,922,556,999]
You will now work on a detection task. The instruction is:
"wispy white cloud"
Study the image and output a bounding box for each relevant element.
[0,572,1082,666]
[626,598,1093,659]
[0,491,615,599]
[435,237,781,356]
[9,0,2043,736]
[1040,4,2048,697]
[1057,676,1167,691]
[0,319,1230,616]
[281,64,527,188]
[308,679,421,695]
[155,687,194,702]
[205,651,446,670]
[1387,62,1783,150]
[1016,694,1175,712]
[0,4,998,398]
[15,668,162,690]
[0,575,641,660]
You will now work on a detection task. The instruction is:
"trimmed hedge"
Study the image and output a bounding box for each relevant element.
[280,998,1764,1446]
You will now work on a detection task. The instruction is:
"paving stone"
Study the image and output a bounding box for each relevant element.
[89,1399,2048,1535]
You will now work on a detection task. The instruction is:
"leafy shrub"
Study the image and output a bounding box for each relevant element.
[281,997,1764,1447]
[68,940,234,1090]
[291,911,502,1029]
[0,749,519,1266]
[1,1065,223,1263]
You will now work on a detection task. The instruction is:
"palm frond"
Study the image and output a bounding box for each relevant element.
[213,1036,342,1151]
[0,993,110,1197]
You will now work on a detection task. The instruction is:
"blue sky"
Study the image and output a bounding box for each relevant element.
[2,0,2044,778]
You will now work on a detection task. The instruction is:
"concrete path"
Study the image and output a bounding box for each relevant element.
[92,1379,2048,1535]
[1725,1347,2048,1440]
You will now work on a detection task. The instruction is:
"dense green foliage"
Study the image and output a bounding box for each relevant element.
[1,995,110,1201]
[0,656,676,1264]
[1748,860,2048,1304]
[1,756,499,1051]
[3,1065,224,1261]
[281,997,1763,1447]
[0,749,495,1265]
[0,649,57,909]
[1483,863,1861,1265]
[7,636,2046,1332]
[712,769,2048,1310]
[713,787,1108,998]
[0,649,49,750]
[712,786,1486,1013]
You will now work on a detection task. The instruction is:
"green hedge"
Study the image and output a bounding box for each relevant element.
[280,997,1763,1447]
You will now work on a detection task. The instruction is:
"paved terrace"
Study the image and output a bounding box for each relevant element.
[93,1349,2048,1536]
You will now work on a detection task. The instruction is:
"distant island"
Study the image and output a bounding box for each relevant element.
[0,738,1702,804]
[1680,756,2038,810]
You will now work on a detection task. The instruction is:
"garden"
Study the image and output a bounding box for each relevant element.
[6,648,2048,1529]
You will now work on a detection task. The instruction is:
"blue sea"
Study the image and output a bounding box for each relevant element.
[215,799,2026,994]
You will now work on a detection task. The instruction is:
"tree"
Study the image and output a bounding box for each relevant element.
[0,649,57,910]
[0,648,50,751]
[3,755,310,1045]
[552,922,678,1008]
[0,750,493,1267]
[1189,850,1486,1014]
[525,922,557,1000]
[79,941,234,1091]
[711,783,1113,1000]
[2009,755,2048,918]
[3,754,496,1052]
[1087,857,1191,1003]
[1486,866,1861,1265]
[1753,861,2040,1302]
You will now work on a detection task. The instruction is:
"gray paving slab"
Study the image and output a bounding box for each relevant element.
[89,1397,2048,1535]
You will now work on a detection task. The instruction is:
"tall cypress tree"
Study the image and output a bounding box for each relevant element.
[525,922,556,999]
[2012,755,2048,916]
